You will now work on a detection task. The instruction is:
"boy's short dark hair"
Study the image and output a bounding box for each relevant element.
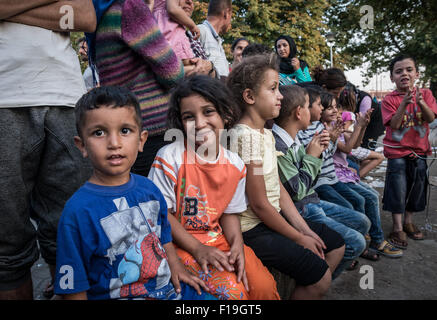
[389,54,418,76]
[274,85,308,126]
[75,86,142,137]
[242,43,272,58]
[168,75,241,132]
[208,0,232,17]
[227,53,279,112]
[305,85,322,107]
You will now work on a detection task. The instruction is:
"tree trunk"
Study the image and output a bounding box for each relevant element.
[430,80,437,98]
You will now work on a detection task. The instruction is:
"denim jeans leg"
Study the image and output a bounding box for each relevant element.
[315,184,354,210]
[331,181,366,213]
[303,202,367,278]
[347,182,385,245]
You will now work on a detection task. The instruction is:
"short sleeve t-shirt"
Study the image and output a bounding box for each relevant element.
[54,174,176,300]
[148,141,247,245]
[234,124,281,233]
[382,88,437,158]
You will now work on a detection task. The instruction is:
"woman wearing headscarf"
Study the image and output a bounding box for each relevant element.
[275,35,312,85]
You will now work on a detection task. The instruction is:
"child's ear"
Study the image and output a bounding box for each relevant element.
[74,136,88,158]
[242,88,255,105]
[138,130,148,152]
[295,106,302,120]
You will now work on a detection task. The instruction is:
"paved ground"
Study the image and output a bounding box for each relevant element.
[30,150,437,300]
[325,155,437,300]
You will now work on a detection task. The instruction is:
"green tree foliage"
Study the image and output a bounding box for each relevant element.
[70,32,87,73]
[327,0,437,92]
[193,0,333,69]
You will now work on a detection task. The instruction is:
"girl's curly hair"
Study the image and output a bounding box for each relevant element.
[226,53,280,113]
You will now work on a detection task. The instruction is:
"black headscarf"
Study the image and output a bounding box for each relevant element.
[275,35,308,75]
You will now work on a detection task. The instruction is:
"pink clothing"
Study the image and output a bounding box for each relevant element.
[153,0,194,60]
[333,134,360,183]
[381,88,437,159]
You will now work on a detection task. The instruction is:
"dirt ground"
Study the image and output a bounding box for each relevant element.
[30,151,437,300]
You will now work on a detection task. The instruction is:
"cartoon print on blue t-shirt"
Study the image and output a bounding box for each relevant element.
[99,197,175,299]
[118,232,167,297]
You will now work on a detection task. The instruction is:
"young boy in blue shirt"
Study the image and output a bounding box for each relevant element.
[53,86,213,300]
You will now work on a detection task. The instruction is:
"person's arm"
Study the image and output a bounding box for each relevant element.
[163,241,209,295]
[166,0,199,39]
[390,90,413,130]
[277,145,322,201]
[294,65,312,83]
[5,0,96,32]
[62,291,87,300]
[166,212,234,275]
[184,57,216,78]
[219,214,249,291]
[337,111,370,153]
[245,162,305,243]
[0,0,58,19]
[278,182,326,259]
[121,0,183,88]
[416,87,436,123]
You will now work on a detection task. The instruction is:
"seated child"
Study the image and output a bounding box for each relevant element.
[382,54,437,249]
[227,54,346,300]
[153,0,199,73]
[316,91,403,260]
[148,75,280,300]
[338,88,384,178]
[273,85,370,277]
[54,86,214,300]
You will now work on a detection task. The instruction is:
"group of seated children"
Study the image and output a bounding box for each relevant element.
[53,53,437,300]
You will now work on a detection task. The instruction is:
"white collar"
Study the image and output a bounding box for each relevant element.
[272,124,300,149]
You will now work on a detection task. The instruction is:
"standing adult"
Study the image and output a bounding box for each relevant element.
[77,36,100,91]
[275,35,312,85]
[180,0,218,78]
[0,0,96,299]
[91,0,184,177]
[197,0,233,78]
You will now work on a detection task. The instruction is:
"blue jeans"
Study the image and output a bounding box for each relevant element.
[303,200,370,278]
[346,182,385,246]
[316,182,385,246]
[316,182,358,211]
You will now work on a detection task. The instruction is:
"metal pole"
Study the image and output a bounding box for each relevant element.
[329,45,333,67]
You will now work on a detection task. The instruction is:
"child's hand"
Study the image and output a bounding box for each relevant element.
[193,243,234,275]
[416,86,425,106]
[318,129,331,150]
[169,258,209,295]
[228,243,249,292]
[189,24,200,40]
[306,132,325,158]
[296,234,325,260]
[324,120,344,142]
[356,110,371,128]
[291,57,301,71]
[401,88,414,108]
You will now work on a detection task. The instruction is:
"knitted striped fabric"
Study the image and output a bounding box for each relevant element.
[95,0,184,136]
